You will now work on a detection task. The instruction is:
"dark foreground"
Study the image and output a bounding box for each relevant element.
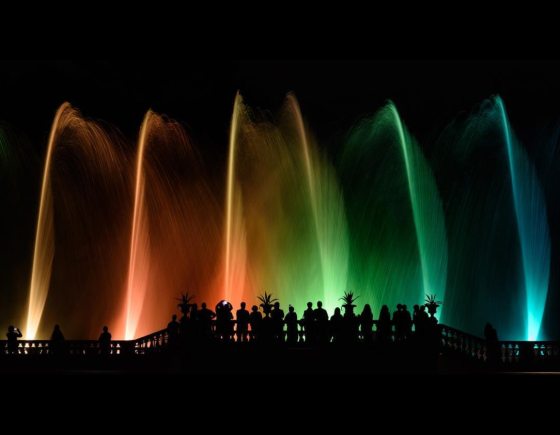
[0,343,545,374]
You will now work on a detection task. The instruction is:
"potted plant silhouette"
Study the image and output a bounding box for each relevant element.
[177,292,195,316]
[425,294,442,318]
[258,292,278,318]
[340,291,359,317]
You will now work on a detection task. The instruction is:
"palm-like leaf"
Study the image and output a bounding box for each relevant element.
[425,294,442,306]
[257,291,278,307]
[177,292,195,313]
[339,291,359,306]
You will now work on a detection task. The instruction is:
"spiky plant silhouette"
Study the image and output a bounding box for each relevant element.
[339,291,359,307]
[177,292,195,315]
[340,291,359,316]
[424,294,442,316]
[257,292,278,317]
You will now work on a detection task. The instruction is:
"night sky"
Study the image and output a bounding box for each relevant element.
[2,60,560,152]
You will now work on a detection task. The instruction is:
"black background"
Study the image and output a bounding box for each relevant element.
[1,60,559,154]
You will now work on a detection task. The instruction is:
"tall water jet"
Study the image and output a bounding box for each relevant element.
[223,93,246,303]
[25,104,65,339]
[124,111,221,339]
[339,101,447,315]
[497,97,550,340]
[26,103,130,339]
[281,93,348,309]
[433,96,550,340]
[223,93,348,310]
[124,111,151,340]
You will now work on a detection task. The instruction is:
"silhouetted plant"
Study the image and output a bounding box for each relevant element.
[177,293,195,315]
[258,292,278,317]
[424,294,442,316]
[340,291,359,316]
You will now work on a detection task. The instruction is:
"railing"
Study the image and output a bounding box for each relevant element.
[2,324,560,368]
[440,325,488,362]
[0,340,131,356]
[439,325,560,366]
[132,329,168,354]
[499,340,560,364]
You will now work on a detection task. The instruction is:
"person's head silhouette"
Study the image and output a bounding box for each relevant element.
[274,302,280,309]
[8,325,14,333]
[289,305,295,313]
[307,302,312,309]
[103,326,108,333]
[334,307,341,316]
[241,302,246,309]
[172,314,177,321]
[252,305,258,312]
[202,302,207,309]
[317,301,323,309]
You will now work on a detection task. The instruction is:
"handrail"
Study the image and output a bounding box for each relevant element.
[2,323,560,366]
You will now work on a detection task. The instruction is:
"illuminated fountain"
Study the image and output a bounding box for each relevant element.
[123,111,222,339]
[433,96,550,340]
[339,101,448,317]
[0,94,550,341]
[222,93,348,311]
[26,103,130,339]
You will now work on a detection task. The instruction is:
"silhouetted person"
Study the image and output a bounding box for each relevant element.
[6,326,22,354]
[98,326,112,355]
[484,322,498,342]
[186,304,199,342]
[216,301,234,342]
[393,304,405,342]
[416,305,429,339]
[377,305,392,343]
[249,305,262,342]
[167,314,180,350]
[236,302,250,342]
[271,302,285,342]
[330,307,344,343]
[285,305,299,345]
[401,304,412,341]
[50,324,65,356]
[342,303,359,344]
[412,304,421,337]
[360,304,374,343]
[302,302,315,344]
[484,322,499,367]
[314,301,329,344]
[199,302,216,340]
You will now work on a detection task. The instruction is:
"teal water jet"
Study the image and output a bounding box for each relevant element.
[497,97,550,340]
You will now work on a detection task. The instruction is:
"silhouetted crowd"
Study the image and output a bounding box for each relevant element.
[0,296,446,356]
[165,299,443,350]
